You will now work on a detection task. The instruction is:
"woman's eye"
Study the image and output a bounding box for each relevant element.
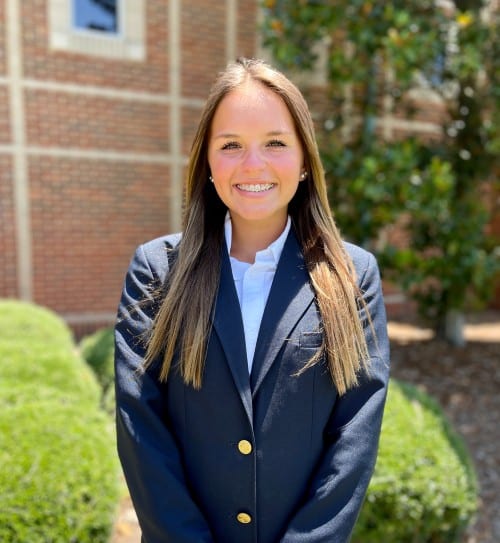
[221,141,241,150]
[267,139,286,147]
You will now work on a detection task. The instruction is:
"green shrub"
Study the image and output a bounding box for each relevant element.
[1,341,101,405]
[79,326,116,414]
[0,299,119,542]
[101,382,116,416]
[79,327,115,392]
[0,390,119,543]
[354,379,478,543]
[0,299,74,349]
[0,300,101,405]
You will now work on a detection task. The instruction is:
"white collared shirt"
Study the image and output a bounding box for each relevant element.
[224,213,291,373]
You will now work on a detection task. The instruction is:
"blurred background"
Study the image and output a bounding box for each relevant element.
[0,0,497,338]
[0,1,498,542]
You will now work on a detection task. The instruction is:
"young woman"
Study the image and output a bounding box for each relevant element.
[115,57,390,543]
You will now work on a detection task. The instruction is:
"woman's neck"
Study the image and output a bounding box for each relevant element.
[229,216,287,264]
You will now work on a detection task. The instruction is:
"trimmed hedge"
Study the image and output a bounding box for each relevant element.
[79,326,115,391]
[354,379,478,542]
[0,299,74,348]
[0,300,119,543]
[79,326,116,414]
[0,394,118,543]
[0,299,101,404]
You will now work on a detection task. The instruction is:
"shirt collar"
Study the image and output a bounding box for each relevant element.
[224,212,291,265]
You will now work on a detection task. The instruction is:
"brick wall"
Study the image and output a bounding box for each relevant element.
[29,157,171,313]
[0,2,6,76]
[0,0,257,336]
[0,155,17,299]
[3,1,492,332]
[21,2,169,91]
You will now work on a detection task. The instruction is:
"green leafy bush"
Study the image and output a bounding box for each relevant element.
[79,326,115,392]
[79,326,116,413]
[0,299,74,348]
[0,300,119,542]
[0,391,119,543]
[354,380,478,543]
[0,300,101,404]
[262,1,499,340]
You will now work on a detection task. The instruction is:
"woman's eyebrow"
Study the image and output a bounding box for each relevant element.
[213,133,239,140]
[213,130,293,139]
[267,130,293,136]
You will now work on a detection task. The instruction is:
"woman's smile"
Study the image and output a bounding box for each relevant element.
[235,182,275,193]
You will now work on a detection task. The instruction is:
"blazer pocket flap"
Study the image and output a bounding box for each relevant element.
[299,332,323,349]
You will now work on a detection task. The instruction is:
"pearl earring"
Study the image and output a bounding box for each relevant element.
[209,175,214,183]
[300,171,307,181]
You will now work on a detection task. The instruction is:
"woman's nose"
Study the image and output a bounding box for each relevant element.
[242,146,265,171]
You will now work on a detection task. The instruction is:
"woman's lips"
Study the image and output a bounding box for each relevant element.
[235,183,275,193]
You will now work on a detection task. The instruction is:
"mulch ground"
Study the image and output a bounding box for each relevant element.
[111,312,500,543]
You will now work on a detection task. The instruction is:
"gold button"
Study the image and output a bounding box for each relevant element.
[237,440,252,455]
[237,512,252,524]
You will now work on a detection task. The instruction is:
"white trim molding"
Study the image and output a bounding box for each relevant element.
[7,0,33,300]
[48,0,146,61]
[225,0,237,62]
[168,0,183,231]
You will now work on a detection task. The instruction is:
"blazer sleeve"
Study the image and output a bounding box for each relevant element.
[114,244,215,543]
[279,251,390,543]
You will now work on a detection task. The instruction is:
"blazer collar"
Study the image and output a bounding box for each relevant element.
[212,229,315,419]
[250,229,315,395]
[212,245,253,423]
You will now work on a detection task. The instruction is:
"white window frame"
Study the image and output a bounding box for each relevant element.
[71,0,122,37]
[48,0,145,61]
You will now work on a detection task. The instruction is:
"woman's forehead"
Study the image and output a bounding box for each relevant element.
[210,81,295,133]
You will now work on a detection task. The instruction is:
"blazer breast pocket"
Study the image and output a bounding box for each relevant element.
[298,331,323,349]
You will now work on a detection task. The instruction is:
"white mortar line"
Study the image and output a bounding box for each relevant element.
[1,144,189,165]
[62,311,116,324]
[25,146,183,164]
[23,78,171,103]
[7,0,32,301]
[226,0,237,62]
[168,0,183,231]
[21,78,205,108]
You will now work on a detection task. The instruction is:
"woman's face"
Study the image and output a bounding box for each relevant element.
[207,80,304,235]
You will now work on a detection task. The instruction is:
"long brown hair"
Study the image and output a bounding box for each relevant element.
[143,58,369,395]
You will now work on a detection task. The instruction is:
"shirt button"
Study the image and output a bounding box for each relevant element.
[237,440,252,455]
[237,512,252,524]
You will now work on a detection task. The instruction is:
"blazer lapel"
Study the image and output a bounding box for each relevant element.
[250,230,315,396]
[212,246,253,423]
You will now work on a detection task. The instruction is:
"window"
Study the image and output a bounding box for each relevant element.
[72,0,120,34]
[49,0,145,61]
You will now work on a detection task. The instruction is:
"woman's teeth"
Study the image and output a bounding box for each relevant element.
[237,183,274,193]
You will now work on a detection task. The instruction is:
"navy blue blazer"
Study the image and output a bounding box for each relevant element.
[115,229,390,543]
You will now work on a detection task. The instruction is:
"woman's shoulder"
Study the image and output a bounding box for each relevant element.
[140,232,182,255]
[342,241,378,279]
[132,233,182,279]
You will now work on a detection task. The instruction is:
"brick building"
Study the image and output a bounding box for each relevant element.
[1,1,497,336]
[0,0,257,336]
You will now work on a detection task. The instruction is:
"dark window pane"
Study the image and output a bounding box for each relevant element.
[73,0,119,34]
